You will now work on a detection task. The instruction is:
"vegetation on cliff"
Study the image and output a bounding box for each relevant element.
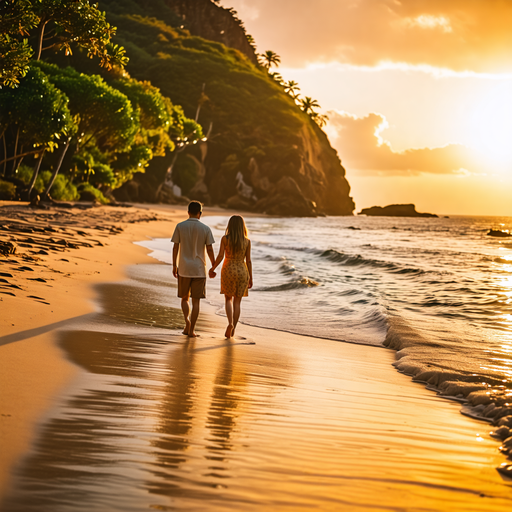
[98,0,354,215]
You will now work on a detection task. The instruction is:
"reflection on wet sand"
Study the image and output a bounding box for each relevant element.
[206,342,244,460]
[2,265,288,511]
[147,339,251,503]
[147,338,200,499]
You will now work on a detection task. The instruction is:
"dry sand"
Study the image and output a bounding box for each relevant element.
[1,202,511,511]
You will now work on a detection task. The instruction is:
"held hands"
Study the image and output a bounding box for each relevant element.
[209,268,217,279]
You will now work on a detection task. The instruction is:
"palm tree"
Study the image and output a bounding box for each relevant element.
[310,112,329,128]
[258,50,281,70]
[269,72,284,85]
[284,80,301,99]
[300,96,321,115]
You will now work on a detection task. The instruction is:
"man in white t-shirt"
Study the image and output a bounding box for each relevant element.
[171,201,215,337]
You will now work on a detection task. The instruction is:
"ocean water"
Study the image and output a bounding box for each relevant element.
[142,214,512,421]
[6,214,512,511]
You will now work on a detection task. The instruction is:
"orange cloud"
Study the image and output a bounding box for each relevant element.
[327,111,480,176]
[226,0,512,72]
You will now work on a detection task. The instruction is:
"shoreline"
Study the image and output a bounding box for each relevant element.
[2,202,512,509]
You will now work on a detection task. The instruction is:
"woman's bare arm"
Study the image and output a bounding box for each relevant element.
[210,236,226,275]
[245,239,253,288]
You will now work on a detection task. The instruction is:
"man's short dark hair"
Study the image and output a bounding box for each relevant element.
[188,201,203,215]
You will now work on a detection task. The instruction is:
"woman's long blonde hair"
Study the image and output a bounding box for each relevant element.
[225,215,248,253]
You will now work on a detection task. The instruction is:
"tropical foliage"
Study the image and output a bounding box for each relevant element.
[0,0,127,88]
[0,0,201,202]
[258,50,281,70]
[257,50,328,127]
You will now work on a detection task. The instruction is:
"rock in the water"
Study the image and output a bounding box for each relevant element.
[359,204,438,218]
[491,426,510,440]
[497,464,512,478]
[498,416,512,428]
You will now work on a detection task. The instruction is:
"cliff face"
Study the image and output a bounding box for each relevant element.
[164,0,259,65]
[102,0,355,216]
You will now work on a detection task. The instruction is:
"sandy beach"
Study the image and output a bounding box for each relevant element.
[1,202,512,511]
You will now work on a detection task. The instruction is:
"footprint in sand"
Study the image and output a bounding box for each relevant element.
[17,266,34,272]
[0,272,13,278]
[28,277,47,283]
[0,291,16,296]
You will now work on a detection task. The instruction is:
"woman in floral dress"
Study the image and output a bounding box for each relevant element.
[209,215,253,338]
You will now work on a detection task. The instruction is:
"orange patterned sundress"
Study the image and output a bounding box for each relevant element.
[221,237,250,297]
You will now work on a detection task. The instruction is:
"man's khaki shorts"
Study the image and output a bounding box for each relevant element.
[178,276,206,299]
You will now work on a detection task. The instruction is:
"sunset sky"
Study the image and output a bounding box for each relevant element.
[225,0,512,216]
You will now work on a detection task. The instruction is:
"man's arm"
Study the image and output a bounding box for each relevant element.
[172,242,179,278]
[206,244,215,272]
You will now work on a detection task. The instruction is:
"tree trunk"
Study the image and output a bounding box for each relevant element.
[13,154,24,175]
[195,83,206,122]
[26,149,46,200]
[42,139,71,201]
[36,20,48,61]
[0,148,45,166]
[1,133,6,177]
[10,127,19,176]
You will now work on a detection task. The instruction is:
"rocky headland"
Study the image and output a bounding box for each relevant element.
[101,0,355,217]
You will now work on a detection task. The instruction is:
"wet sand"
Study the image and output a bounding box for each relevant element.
[1,203,512,511]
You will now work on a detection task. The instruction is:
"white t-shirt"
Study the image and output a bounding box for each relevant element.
[171,218,215,278]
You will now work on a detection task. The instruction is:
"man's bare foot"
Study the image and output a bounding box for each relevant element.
[225,324,234,338]
[188,332,200,338]
[182,320,191,335]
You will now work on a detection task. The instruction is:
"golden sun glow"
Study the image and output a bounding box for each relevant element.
[468,82,512,168]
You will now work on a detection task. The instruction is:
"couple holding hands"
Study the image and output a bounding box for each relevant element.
[171,201,253,338]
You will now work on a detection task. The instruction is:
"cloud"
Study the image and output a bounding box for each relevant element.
[327,111,480,176]
[400,15,453,33]
[225,0,512,73]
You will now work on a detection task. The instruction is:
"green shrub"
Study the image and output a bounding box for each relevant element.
[77,182,109,204]
[0,179,16,200]
[15,164,34,185]
[90,162,116,188]
[38,171,79,201]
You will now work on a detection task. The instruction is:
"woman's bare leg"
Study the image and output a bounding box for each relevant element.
[232,296,242,337]
[225,295,234,338]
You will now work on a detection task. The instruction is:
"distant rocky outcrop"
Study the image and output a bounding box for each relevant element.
[359,204,438,218]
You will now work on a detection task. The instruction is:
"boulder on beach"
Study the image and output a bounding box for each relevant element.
[359,204,438,218]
